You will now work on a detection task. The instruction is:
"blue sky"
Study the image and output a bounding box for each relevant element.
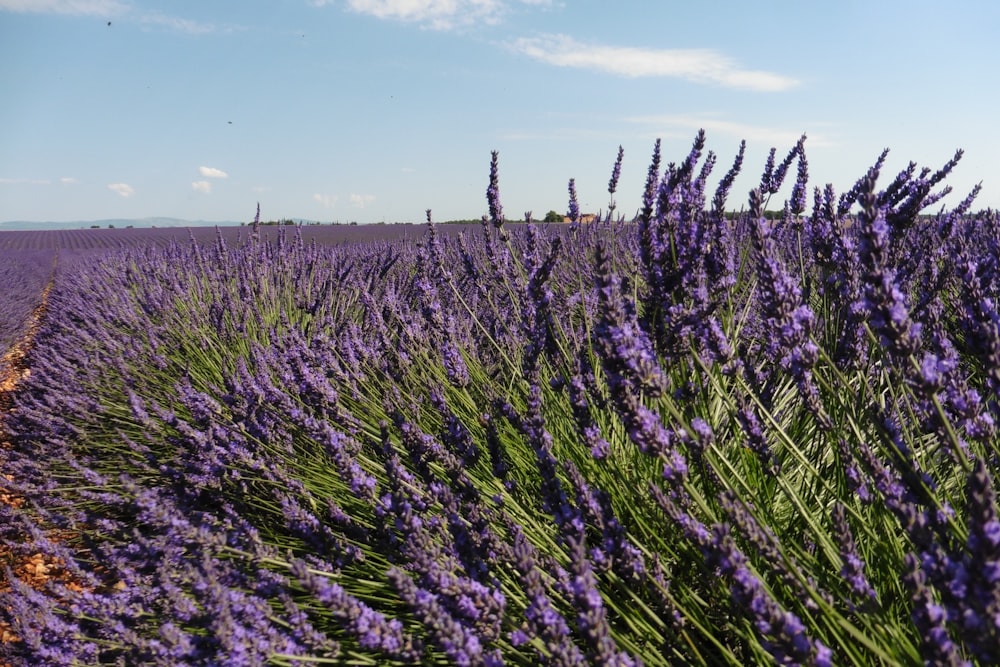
[1,0,998,225]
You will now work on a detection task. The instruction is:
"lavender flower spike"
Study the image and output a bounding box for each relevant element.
[568,178,580,226]
[790,138,809,216]
[832,503,878,608]
[487,150,504,231]
[608,145,624,213]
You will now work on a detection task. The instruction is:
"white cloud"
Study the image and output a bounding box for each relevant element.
[510,34,798,92]
[140,11,215,35]
[192,180,212,194]
[626,113,832,148]
[342,0,504,30]
[0,176,82,186]
[349,193,375,208]
[199,166,228,179]
[313,193,339,208]
[0,177,50,185]
[0,1,218,34]
[0,0,126,14]
[107,182,134,197]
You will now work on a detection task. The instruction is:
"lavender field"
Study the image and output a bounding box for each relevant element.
[3,132,1000,665]
[0,250,54,371]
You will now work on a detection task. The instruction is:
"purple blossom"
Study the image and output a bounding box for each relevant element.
[293,559,423,661]
[486,150,504,232]
[952,458,1000,662]
[608,144,624,213]
[565,531,643,666]
[593,244,666,398]
[719,491,820,612]
[388,567,502,667]
[735,402,780,475]
[831,503,878,608]
[789,139,809,216]
[656,492,829,665]
[564,358,612,460]
[567,177,580,225]
[507,525,586,665]
[836,438,871,503]
[905,554,966,666]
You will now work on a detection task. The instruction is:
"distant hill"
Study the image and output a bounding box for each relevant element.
[0,217,244,231]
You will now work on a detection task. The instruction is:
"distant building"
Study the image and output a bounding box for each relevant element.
[562,213,597,224]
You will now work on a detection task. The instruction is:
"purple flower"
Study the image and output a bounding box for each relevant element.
[293,559,423,661]
[836,438,871,503]
[952,458,1000,661]
[593,244,666,398]
[657,493,828,665]
[736,402,780,475]
[711,140,745,217]
[789,139,809,216]
[719,491,819,612]
[565,531,643,666]
[507,524,586,665]
[607,145,624,213]
[486,150,504,231]
[388,567,502,667]
[905,554,966,666]
[832,503,878,608]
[564,360,612,460]
[567,177,580,225]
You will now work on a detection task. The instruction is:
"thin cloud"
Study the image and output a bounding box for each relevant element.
[107,182,134,197]
[510,34,798,92]
[140,11,215,35]
[498,126,619,142]
[0,1,217,33]
[313,193,339,208]
[627,114,831,147]
[341,0,504,30]
[0,177,51,185]
[191,180,212,194]
[199,166,228,179]
[349,193,375,208]
[60,176,79,184]
[0,0,126,14]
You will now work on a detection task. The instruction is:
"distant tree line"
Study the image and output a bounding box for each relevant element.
[226,208,852,229]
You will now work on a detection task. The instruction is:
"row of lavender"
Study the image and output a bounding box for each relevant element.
[3,132,1000,665]
[0,249,55,363]
[0,223,466,251]
[0,224,471,378]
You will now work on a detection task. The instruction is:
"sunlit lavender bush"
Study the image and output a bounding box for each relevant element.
[3,131,1000,665]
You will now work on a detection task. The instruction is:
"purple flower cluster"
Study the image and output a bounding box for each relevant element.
[0,248,55,362]
[656,490,832,666]
[6,132,1000,667]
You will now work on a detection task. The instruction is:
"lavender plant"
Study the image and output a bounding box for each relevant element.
[0,248,55,364]
[2,134,1000,667]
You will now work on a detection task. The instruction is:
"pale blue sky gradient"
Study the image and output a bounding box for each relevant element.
[2,0,998,224]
